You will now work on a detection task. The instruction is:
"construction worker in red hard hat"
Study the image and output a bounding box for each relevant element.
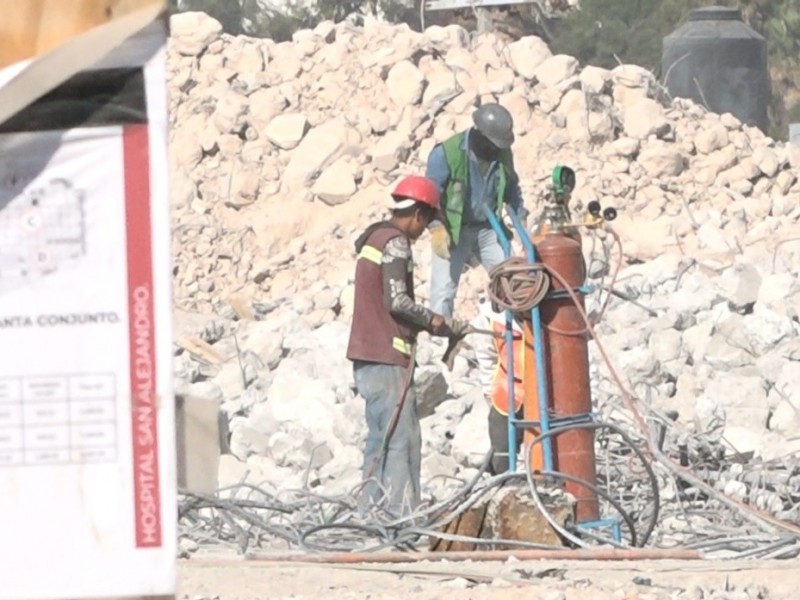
[347,175,470,518]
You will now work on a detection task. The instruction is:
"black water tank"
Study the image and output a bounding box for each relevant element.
[662,6,769,132]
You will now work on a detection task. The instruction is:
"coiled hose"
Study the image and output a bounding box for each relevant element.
[487,256,550,313]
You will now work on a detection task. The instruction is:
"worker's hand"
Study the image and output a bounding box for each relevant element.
[430,314,448,336]
[439,318,475,369]
[444,317,472,337]
[430,223,451,260]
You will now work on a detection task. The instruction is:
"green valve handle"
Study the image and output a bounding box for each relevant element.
[552,165,576,196]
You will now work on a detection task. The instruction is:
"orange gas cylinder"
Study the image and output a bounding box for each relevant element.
[536,232,600,523]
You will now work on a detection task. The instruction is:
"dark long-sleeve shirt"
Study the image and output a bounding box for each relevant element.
[381,235,435,331]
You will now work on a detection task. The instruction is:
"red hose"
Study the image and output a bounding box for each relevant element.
[230,547,701,564]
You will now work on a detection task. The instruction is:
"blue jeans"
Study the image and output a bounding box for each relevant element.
[430,224,506,317]
[353,361,421,517]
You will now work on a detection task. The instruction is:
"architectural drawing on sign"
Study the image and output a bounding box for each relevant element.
[0,176,87,293]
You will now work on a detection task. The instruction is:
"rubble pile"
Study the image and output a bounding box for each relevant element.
[167,11,800,534]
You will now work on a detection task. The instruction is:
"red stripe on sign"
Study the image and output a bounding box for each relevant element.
[124,124,162,549]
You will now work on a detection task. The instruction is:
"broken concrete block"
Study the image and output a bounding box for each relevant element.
[265,113,309,150]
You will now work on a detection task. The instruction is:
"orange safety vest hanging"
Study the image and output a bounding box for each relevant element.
[488,319,528,416]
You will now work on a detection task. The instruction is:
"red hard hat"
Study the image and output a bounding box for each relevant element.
[391,175,440,210]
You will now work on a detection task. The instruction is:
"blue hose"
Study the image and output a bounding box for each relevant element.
[481,207,519,472]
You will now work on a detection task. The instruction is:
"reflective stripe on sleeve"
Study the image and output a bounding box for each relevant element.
[359,245,382,264]
[392,337,412,355]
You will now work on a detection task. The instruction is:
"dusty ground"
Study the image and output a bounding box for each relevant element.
[177,553,800,600]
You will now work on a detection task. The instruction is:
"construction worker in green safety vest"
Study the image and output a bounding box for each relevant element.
[425,103,527,317]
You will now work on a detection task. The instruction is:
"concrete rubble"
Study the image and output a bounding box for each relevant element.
[167,11,800,523]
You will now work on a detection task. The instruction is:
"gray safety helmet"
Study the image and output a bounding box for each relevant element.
[472,103,514,149]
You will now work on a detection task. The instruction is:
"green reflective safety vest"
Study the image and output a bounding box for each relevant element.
[440,131,515,246]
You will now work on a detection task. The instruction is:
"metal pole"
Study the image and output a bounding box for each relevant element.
[482,206,517,472]
[474,6,493,34]
[505,206,554,473]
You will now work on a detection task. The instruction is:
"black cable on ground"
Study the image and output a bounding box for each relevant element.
[524,420,661,548]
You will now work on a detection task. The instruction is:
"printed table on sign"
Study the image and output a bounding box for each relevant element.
[0,374,116,466]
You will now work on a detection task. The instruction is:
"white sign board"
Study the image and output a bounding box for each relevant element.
[0,17,176,600]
